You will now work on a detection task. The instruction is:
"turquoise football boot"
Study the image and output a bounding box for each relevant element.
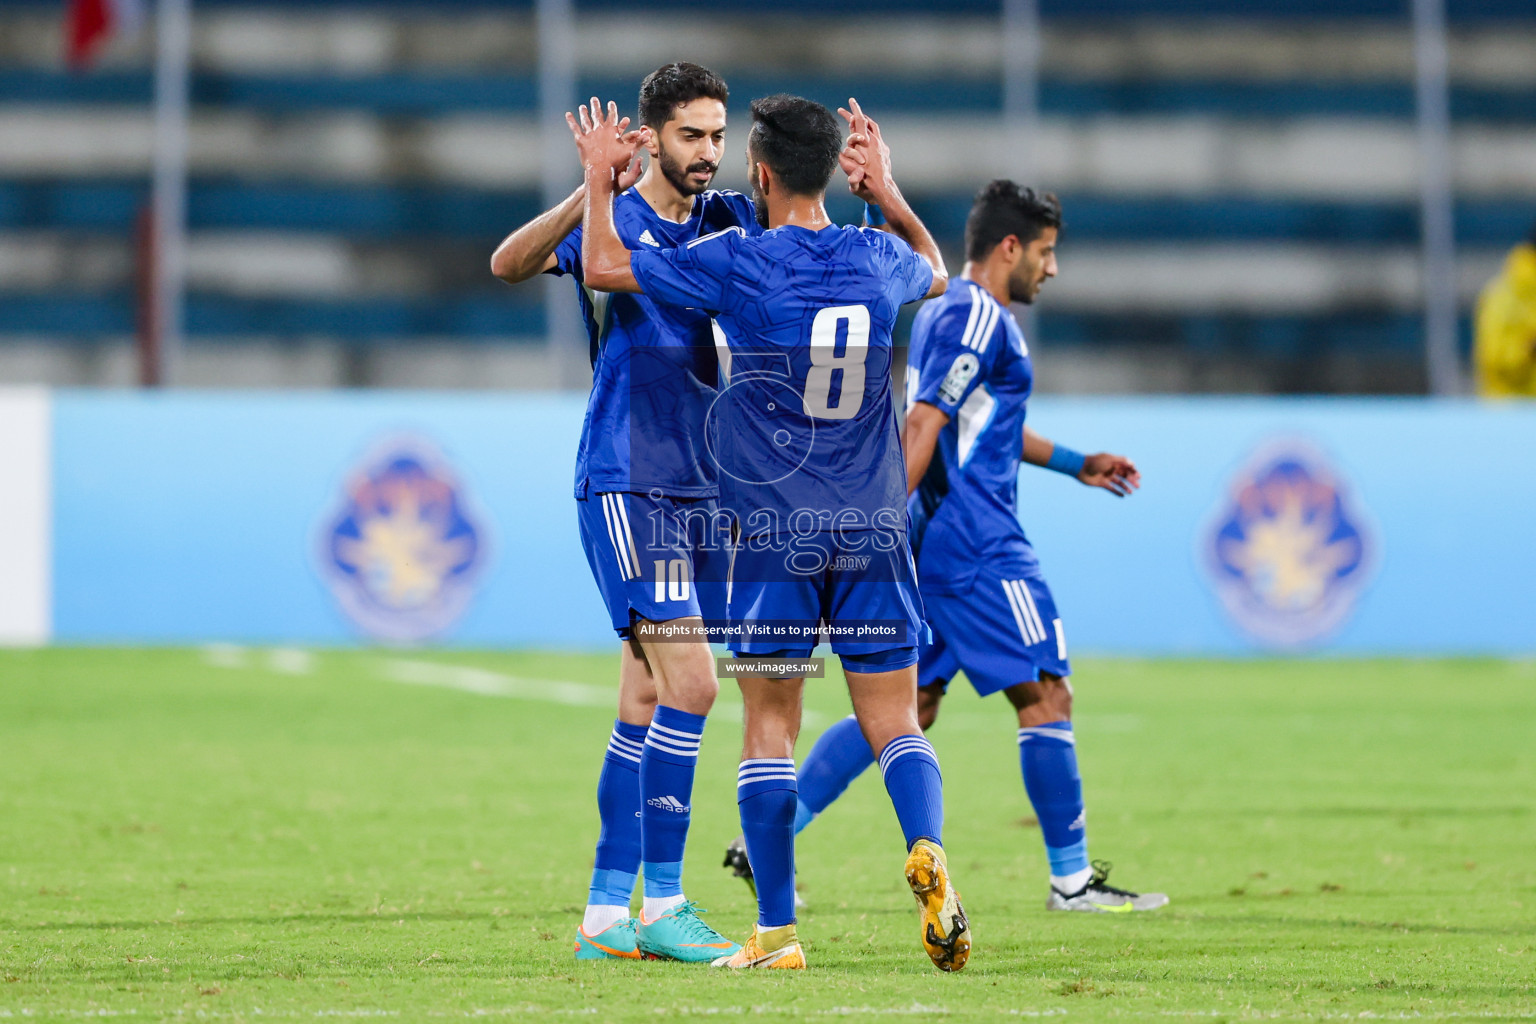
[573,917,642,960]
[634,901,740,963]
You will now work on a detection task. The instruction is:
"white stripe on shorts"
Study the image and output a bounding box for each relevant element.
[600,494,633,581]
[1017,581,1048,645]
[610,493,644,579]
[1002,579,1040,645]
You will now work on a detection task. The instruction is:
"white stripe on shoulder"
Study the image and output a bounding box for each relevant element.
[956,284,984,350]
[686,225,746,249]
[972,295,1002,354]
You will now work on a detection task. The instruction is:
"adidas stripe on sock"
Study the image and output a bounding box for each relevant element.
[587,719,645,916]
[878,734,944,850]
[1019,722,1090,887]
[639,706,705,909]
[738,758,798,929]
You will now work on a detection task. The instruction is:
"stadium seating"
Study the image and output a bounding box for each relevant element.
[1,0,1534,390]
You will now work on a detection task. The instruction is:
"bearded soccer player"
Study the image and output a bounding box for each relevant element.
[490,63,753,962]
[727,181,1170,914]
[571,94,970,972]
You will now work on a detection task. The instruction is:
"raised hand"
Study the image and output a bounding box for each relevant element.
[567,97,646,184]
[1079,453,1142,498]
[838,97,894,202]
[616,144,646,191]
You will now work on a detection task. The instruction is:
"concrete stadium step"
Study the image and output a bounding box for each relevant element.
[3,7,1535,83]
[0,231,1510,311]
[9,71,1536,121]
[3,181,1534,248]
[0,297,1468,354]
[5,109,1536,197]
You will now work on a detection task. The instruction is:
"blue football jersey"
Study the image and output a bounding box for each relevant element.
[631,223,933,535]
[549,187,757,499]
[906,278,1038,592]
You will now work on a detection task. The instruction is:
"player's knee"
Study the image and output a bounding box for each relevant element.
[673,671,719,713]
[1037,673,1073,720]
[741,714,798,758]
[1005,675,1072,722]
[916,683,944,731]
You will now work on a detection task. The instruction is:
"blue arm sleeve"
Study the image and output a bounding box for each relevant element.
[912,294,996,418]
[545,225,582,279]
[630,226,746,313]
[878,231,935,305]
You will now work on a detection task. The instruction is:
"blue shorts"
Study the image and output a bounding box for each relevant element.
[576,491,730,638]
[727,528,923,670]
[918,569,1071,696]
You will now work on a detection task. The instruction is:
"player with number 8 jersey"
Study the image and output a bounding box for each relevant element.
[575,91,970,973]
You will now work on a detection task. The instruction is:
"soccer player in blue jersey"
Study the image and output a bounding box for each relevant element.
[730,180,1169,914]
[570,94,971,972]
[490,63,753,963]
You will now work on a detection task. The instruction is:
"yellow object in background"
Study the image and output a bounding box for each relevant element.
[1474,239,1536,397]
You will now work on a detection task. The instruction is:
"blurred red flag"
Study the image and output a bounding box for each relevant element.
[66,0,146,69]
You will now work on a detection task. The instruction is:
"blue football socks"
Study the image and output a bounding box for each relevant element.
[878,734,944,849]
[1019,721,1091,889]
[793,714,875,834]
[737,758,799,928]
[639,705,705,913]
[584,719,645,933]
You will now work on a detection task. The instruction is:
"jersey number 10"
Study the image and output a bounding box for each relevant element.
[803,304,870,421]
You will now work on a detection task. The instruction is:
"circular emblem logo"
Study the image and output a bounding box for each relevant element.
[1202,440,1376,648]
[318,439,487,642]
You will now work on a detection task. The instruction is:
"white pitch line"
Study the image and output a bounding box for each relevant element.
[375,657,823,727]
[201,644,314,676]
[378,658,615,708]
[201,643,248,669]
[267,648,315,675]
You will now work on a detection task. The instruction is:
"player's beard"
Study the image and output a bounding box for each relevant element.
[751,178,769,229]
[1009,263,1043,304]
[658,142,717,198]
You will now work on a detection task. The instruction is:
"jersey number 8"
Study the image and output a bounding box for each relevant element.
[803,304,870,420]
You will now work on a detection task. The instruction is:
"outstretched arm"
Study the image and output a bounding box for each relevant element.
[569,97,648,294]
[489,186,584,283]
[1023,425,1141,497]
[904,401,951,497]
[838,98,947,299]
[490,118,641,284]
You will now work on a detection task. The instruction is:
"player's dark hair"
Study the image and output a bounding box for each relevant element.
[965,180,1063,260]
[747,94,842,197]
[637,62,729,129]
[1527,220,1536,248]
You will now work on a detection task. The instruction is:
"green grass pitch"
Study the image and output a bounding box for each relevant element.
[2,648,1533,1021]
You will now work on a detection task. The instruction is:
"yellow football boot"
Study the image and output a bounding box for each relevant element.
[710,923,806,970]
[904,839,971,972]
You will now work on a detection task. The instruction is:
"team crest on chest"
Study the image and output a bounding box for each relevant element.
[318,439,488,641]
[1202,441,1376,647]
